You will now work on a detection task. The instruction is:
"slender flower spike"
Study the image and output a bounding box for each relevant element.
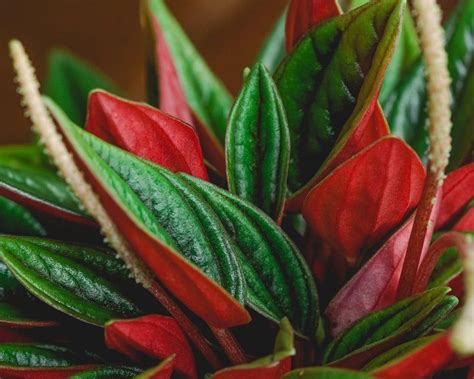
[3,0,473,377]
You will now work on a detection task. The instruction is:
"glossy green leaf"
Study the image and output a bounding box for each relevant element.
[180,174,319,338]
[256,11,287,73]
[284,367,373,378]
[45,49,122,126]
[0,343,88,367]
[274,0,404,193]
[323,287,450,364]
[145,0,233,146]
[429,248,463,288]
[0,236,149,326]
[0,196,45,236]
[46,97,249,328]
[226,63,290,220]
[0,144,50,173]
[362,335,436,371]
[383,0,474,163]
[406,295,459,339]
[70,366,142,378]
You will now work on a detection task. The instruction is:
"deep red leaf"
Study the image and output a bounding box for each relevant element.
[0,327,33,343]
[0,365,97,379]
[285,0,341,51]
[105,315,196,379]
[302,137,425,267]
[85,91,208,181]
[212,357,291,379]
[371,333,453,379]
[148,14,226,176]
[454,207,474,231]
[436,163,474,229]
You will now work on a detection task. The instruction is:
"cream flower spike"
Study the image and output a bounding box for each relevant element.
[9,39,154,289]
[451,234,474,355]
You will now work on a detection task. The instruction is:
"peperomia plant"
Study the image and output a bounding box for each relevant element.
[0,0,472,377]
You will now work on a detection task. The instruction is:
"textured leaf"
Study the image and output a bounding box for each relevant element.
[275,0,404,194]
[285,0,341,51]
[212,318,294,379]
[0,236,150,326]
[105,315,196,379]
[70,366,142,378]
[383,0,474,162]
[180,175,319,337]
[303,137,425,267]
[370,333,453,378]
[85,90,208,180]
[45,49,121,126]
[226,63,290,220]
[47,98,249,328]
[256,11,286,73]
[144,0,233,174]
[0,161,92,226]
[0,196,45,237]
[284,367,373,378]
[323,287,450,366]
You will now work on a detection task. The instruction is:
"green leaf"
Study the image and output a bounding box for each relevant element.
[256,11,287,73]
[70,366,142,378]
[0,303,57,328]
[145,0,233,146]
[0,236,149,326]
[362,335,436,371]
[46,97,249,328]
[226,63,290,220]
[284,367,374,378]
[429,247,463,288]
[0,196,45,236]
[274,0,404,193]
[383,0,474,164]
[45,49,122,126]
[180,174,319,338]
[0,144,50,173]
[323,287,450,364]
[0,344,88,367]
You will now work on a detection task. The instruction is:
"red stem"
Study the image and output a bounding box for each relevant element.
[397,171,440,299]
[209,326,248,365]
[148,282,223,370]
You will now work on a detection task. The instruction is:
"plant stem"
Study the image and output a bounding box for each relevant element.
[209,326,248,365]
[148,282,223,370]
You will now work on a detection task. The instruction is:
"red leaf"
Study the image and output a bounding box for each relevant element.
[302,137,425,267]
[454,207,474,231]
[285,0,341,51]
[0,327,33,343]
[140,356,174,379]
[371,333,453,379]
[147,14,226,176]
[436,163,474,229]
[85,91,208,181]
[0,365,97,379]
[105,315,196,379]
[212,357,291,379]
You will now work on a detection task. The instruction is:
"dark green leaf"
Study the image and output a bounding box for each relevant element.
[180,174,319,338]
[383,0,474,164]
[146,0,233,145]
[284,367,374,378]
[0,196,45,236]
[70,366,142,378]
[0,343,88,367]
[256,11,287,73]
[45,49,122,126]
[323,287,450,364]
[0,236,149,326]
[274,0,404,193]
[429,248,463,288]
[0,144,50,173]
[226,63,290,220]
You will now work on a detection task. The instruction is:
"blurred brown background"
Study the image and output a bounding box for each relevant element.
[0,0,287,144]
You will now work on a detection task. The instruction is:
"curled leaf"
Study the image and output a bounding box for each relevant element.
[105,315,196,379]
[303,137,425,267]
[226,63,290,220]
[85,90,208,180]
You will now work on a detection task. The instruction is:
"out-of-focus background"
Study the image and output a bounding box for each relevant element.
[0,0,287,144]
[0,0,457,145]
